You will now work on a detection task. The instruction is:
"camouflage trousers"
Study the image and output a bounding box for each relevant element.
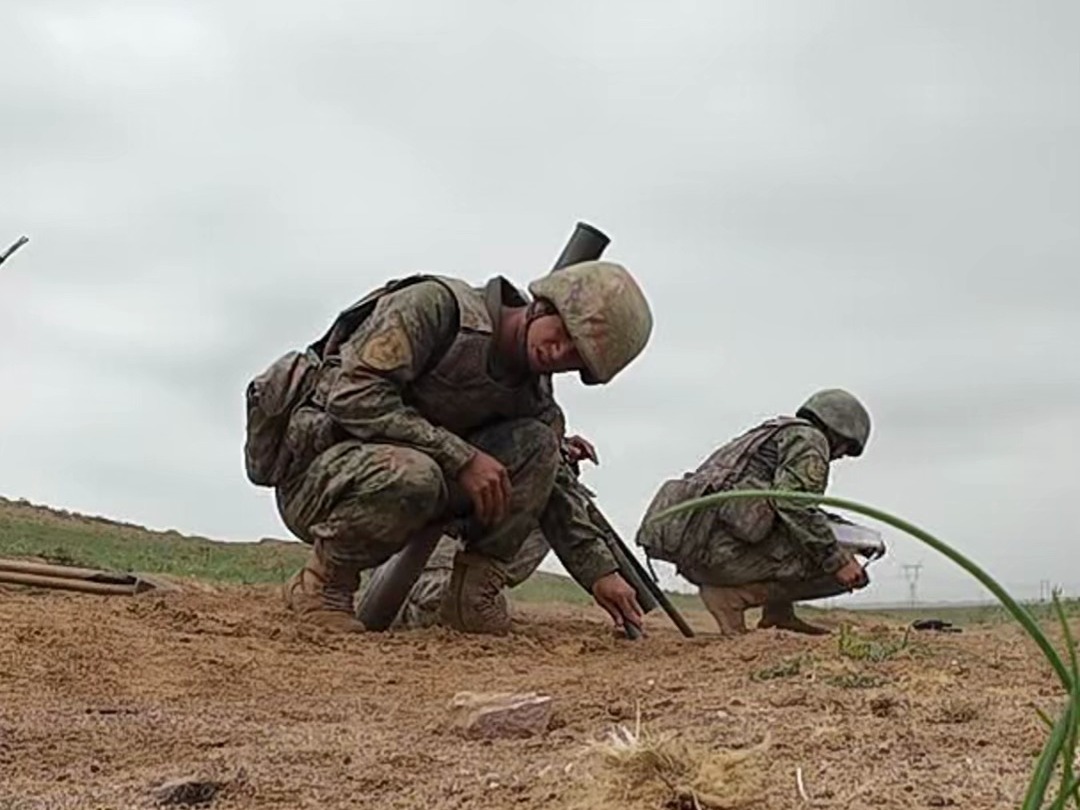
[379,527,551,629]
[275,417,559,573]
[676,529,834,589]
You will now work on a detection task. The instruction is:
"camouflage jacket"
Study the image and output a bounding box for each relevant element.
[635,417,851,575]
[295,273,618,588]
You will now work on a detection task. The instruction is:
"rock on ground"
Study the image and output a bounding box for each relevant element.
[447,691,554,739]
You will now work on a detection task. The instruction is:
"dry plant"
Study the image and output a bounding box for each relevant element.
[573,704,769,810]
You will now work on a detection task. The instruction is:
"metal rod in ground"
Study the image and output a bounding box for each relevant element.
[0,570,141,596]
[640,575,696,638]
[619,541,696,638]
[587,504,696,638]
[0,235,29,267]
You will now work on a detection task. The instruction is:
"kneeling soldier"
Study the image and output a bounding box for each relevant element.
[636,389,876,635]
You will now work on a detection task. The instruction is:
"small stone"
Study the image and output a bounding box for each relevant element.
[448,691,554,739]
[153,776,225,806]
[927,796,955,807]
[869,696,897,717]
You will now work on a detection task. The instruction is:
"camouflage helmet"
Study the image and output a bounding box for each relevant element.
[528,260,653,385]
[797,388,872,456]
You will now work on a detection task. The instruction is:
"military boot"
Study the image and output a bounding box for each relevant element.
[438,551,511,635]
[283,546,366,633]
[698,583,770,636]
[757,575,850,635]
[758,601,830,635]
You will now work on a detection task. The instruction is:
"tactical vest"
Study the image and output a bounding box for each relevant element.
[634,416,812,568]
[399,276,551,436]
[244,273,552,488]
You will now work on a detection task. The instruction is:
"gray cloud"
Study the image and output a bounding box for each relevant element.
[2,0,1077,605]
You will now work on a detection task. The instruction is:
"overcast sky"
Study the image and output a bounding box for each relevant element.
[2,1,1077,605]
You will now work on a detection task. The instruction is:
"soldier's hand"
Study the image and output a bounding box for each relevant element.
[564,434,599,466]
[591,572,645,635]
[458,451,512,526]
[834,559,868,590]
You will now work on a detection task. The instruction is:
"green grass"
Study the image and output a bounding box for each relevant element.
[0,495,701,612]
[0,496,308,584]
[837,623,916,662]
[2,493,1069,627]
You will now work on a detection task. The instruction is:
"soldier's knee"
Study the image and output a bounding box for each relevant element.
[504,528,551,587]
[470,419,560,479]
[370,446,447,523]
[514,419,560,475]
[517,418,560,456]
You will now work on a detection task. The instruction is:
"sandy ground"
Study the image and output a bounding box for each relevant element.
[0,581,1066,809]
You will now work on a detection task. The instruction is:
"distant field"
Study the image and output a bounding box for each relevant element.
[0,494,699,609]
[1,494,1071,625]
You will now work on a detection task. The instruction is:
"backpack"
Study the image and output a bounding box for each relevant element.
[242,274,458,488]
[635,416,810,568]
[243,347,323,487]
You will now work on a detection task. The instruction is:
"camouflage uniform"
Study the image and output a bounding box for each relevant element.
[387,528,551,629]
[636,389,874,635]
[378,428,633,630]
[265,265,651,633]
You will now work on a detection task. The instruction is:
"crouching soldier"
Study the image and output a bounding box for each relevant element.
[243,261,653,635]
[635,389,876,636]
[383,434,599,630]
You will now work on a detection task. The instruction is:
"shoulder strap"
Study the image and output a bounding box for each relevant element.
[309,274,462,378]
[696,415,813,489]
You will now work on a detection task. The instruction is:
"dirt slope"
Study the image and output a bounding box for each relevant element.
[0,582,1061,809]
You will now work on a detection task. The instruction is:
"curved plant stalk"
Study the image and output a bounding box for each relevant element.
[651,489,1072,690]
[650,489,1078,809]
[1051,593,1080,809]
[1027,699,1074,809]
[1054,772,1080,810]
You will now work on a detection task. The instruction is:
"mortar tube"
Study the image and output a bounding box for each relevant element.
[550,222,610,270]
[355,524,446,631]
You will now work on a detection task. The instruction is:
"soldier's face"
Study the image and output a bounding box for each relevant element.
[526,314,583,374]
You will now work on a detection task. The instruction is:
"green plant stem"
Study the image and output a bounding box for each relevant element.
[652,489,1073,690]
[1032,700,1074,809]
[1052,772,1080,810]
[1051,594,1080,807]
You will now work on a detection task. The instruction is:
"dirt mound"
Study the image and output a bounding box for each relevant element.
[0,584,1058,808]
